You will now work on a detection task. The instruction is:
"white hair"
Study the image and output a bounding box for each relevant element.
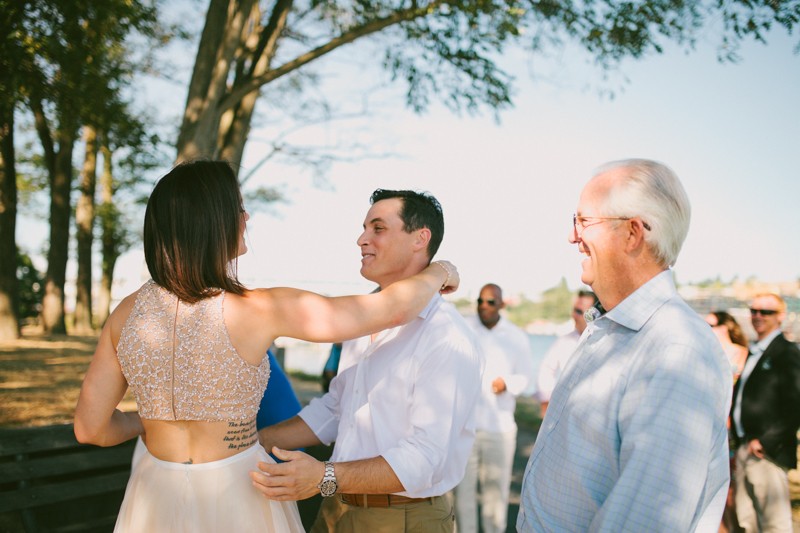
[594,159,691,267]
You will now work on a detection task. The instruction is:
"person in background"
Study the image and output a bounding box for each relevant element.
[257,350,303,430]
[730,293,800,533]
[73,161,458,533]
[252,189,482,533]
[320,343,342,393]
[705,310,749,533]
[517,158,732,532]
[535,289,597,417]
[706,311,749,382]
[454,283,534,533]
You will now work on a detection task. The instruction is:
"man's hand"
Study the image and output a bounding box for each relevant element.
[747,438,765,459]
[250,447,326,501]
[491,377,507,394]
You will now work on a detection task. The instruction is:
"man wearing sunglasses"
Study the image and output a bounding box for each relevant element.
[536,289,598,417]
[454,283,534,533]
[730,293,800,532]
[517,159,733,532]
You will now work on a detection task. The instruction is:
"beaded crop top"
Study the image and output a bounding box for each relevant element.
[116,280,270,421]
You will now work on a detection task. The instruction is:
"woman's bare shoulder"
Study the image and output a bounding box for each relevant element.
[106,287,146,342]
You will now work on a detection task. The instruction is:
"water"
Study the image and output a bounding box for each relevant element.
[527,334,557,397]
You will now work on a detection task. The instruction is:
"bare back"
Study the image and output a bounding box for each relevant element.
[114,281,270,463]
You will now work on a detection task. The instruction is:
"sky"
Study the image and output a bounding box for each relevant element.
[26,23,800,305]
[230,30,799,300]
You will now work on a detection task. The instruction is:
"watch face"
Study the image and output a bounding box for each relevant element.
[320,479,337,497]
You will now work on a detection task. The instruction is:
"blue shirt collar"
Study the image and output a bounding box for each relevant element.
[597,270,676,331]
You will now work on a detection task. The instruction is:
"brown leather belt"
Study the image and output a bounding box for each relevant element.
[339,493,433,508]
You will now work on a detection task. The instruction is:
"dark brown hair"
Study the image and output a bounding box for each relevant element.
[143,160,246,303]
[710,311,748,348]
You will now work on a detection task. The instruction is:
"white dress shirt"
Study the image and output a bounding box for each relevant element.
[466,315,534,433]
[535,329,581,403]
[299,295,483,497]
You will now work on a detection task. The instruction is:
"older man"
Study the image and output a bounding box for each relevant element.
[731,293,800,532]
[517,159,733,532]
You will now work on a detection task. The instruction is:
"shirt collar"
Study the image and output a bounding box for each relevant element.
[600,269,676,331]
[418,293,442,320]
[751,328,781,353]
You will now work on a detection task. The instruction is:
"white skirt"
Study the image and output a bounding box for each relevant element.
[114,442,304,532]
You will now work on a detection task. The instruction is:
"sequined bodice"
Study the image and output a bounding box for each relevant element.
[117,280,270,421]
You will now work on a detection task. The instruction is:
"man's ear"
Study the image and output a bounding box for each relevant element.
[413,228,431,252]
[626,218,647,245]
[625,219,648,252]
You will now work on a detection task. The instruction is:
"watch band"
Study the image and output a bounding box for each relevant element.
[318,460,337,497]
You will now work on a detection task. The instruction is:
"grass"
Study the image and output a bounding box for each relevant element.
[0,333,134,428]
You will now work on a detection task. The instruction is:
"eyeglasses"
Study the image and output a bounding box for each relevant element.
[477,298,498,307]
[750,308,778,316]
[573,214,651,234]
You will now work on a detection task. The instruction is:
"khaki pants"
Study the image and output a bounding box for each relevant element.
[734,443,793,533]
[310,494,454,533]
[454,429,517,533]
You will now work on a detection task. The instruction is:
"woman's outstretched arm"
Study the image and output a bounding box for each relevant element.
[252,260,458,344]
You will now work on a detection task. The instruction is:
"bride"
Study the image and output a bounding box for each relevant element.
[73,160,458,532]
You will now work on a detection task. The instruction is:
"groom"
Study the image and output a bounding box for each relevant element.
[251,189,482,532]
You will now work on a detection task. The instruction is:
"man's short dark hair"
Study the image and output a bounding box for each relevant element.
[577,289,599,305]
[370,189,444,259]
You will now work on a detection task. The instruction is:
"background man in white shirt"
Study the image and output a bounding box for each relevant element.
[535,289,597,417]
[454,283,534,533]
[252,189,482,533]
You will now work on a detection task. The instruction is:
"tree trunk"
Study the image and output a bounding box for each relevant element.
[218,1,285,169]
[97,145,117,325]
[41,129,75,335]
[176,0,258,161]
[218,92,258,170]
[0,103,19,340]
[176,0,420,168]
[73,125,97,334]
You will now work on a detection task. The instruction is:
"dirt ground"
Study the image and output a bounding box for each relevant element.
[1,332,798,530]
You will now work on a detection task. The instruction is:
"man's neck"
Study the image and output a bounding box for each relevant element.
[375,259,429,289]
[599,266,667,311]
[481,318,500,330]
[757,327,781,342]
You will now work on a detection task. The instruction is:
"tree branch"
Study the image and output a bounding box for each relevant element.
[219,1,445,112]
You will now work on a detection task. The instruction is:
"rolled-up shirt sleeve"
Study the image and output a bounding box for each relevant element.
[299,383,341,446]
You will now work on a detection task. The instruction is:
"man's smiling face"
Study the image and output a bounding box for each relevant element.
[357,198,422,288]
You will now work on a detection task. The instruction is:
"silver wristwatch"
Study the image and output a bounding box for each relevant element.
[318,461,338,497]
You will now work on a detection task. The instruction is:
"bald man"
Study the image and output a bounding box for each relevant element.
[454,283,534,533]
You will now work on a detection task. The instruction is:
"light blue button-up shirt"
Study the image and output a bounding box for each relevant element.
[517,270,732,532]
